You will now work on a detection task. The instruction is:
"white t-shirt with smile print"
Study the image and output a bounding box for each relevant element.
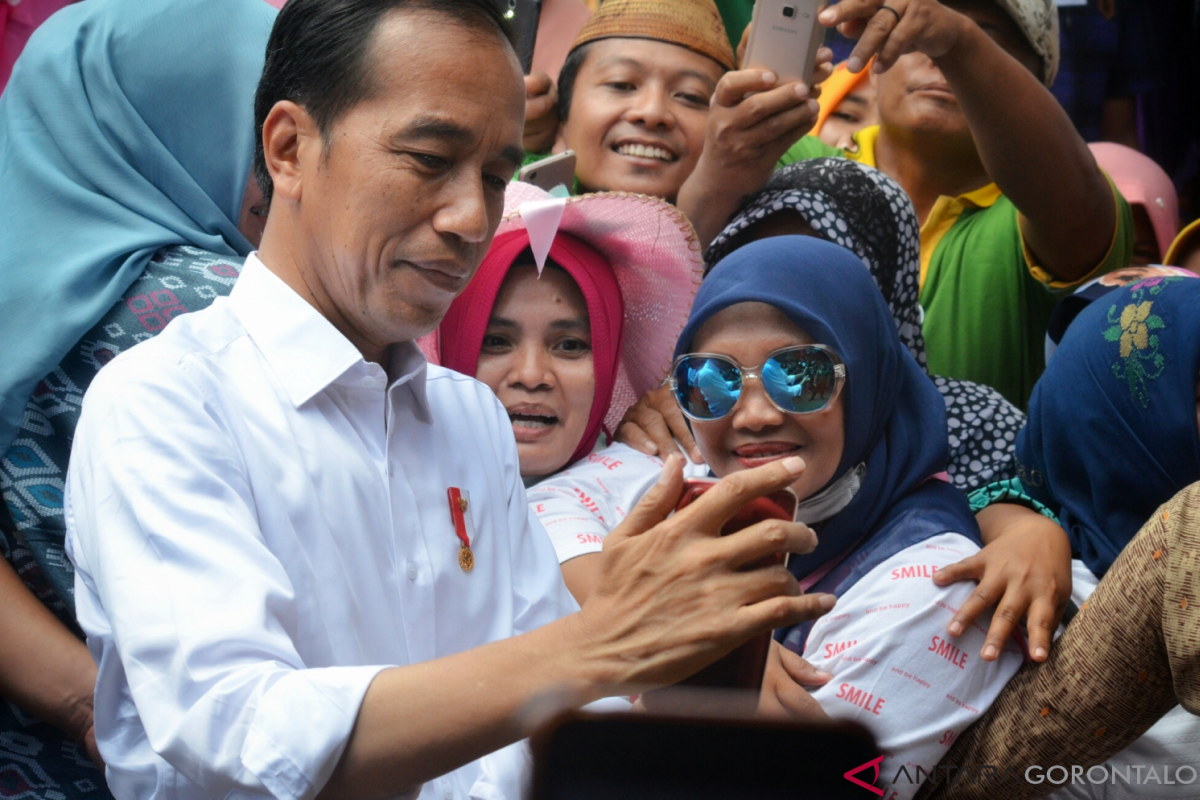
[528,446,1023,799]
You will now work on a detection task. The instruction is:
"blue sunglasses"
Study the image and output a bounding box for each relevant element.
[669,345,847,421]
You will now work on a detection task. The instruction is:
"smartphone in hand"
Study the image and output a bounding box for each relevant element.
[496,0,541,74]
[517,150,576,192]
[743,0,826,86]
[672,478,799,692]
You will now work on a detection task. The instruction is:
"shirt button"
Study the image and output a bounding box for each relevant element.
[407,562,418,581]
[360,376,377,389]
[443,785,453,800]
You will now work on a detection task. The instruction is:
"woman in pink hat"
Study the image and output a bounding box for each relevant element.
[422,182,706,599]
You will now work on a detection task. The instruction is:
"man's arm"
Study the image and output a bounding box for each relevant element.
[0,557,101,765]
[322,455,834,798]
[824,0,1118,283]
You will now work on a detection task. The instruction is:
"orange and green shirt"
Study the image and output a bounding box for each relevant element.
[779,127,1133,408]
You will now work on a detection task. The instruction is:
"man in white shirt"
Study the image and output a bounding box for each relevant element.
[64,2,835,799]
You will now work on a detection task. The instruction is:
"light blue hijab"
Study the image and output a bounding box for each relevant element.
[0,0,276,454]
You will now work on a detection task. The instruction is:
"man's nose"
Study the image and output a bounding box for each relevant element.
[432,178,492,244]
[623,85,676,131]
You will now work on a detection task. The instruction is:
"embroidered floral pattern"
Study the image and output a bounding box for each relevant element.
[1103,277,1183,407]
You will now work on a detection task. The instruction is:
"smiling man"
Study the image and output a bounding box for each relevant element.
[62,2,833,799]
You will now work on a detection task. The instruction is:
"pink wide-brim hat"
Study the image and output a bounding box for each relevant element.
[1090,143,1180,260]
[419,181,704,433]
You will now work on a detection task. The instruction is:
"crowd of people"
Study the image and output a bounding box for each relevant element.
[0,0,1197,799]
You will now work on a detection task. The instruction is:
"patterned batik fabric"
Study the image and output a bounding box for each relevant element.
[0,246,243,800]
[915,481,1200,800]
[704,158,1025,493]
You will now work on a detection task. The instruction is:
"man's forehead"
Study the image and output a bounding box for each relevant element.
[586,39,723,85]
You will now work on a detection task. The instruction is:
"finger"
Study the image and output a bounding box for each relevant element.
[739,591,836,639]
[734,98,820,150]
[525,92,556,121]
[980,595,1023,662]
[933,553,985,586]
[845,2,905,73]
[614,422,659,456]
[726,82,813,131]
[712,69,780,108]
[660,400,702,463]
[818,0,885,28]
[524,70,552,97]
[730,563,801,607]
[945,576,998,637]
[677,456,805,534]
[712,518,818,569]
[873,8,922,72]
[1025,597,1063,662]
[779,648,834,686]
[639,411,685,463]
[607,455,683,543]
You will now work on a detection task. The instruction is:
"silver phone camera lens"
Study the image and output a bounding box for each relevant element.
[782,5,796,17]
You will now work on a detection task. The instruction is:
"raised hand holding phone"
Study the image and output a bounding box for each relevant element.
[577,455,835,693]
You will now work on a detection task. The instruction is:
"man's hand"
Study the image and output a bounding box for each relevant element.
[934,504,1072,662]
[577,455,835,691]
[818,0,970,74]
[615,384,703,463]
[758,641,832,720]
[523,71,559,154]
[675,53,830,248]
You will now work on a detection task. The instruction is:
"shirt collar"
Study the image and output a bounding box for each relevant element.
[229,253,429,412]
[850,125,1001,207]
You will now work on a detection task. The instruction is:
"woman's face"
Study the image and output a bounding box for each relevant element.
[475,263,595,478]
[688,302,845,501]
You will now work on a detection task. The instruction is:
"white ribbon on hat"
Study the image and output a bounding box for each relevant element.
[518,197,567,276]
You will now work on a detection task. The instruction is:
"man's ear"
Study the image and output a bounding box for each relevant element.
[262,100,319,203]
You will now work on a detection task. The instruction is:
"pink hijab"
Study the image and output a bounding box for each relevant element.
[1090,143,1180,260]
[438,228,625,466]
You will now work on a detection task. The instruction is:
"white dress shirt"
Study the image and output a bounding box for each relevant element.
[65,253,577,800]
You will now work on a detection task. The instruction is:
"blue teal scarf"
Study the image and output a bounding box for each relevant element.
[1018,276,1200,578]
[675,237,979,647]
[0,0,276,454]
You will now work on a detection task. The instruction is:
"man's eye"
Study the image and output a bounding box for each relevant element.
[484,173,508,191]
[830,111,860,123]
[605,82,635,92]
[411,153,450,170]
[677,92,709,106]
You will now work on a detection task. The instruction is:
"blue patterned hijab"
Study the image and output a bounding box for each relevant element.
[675,237,978,586]
[1018,276,1200,578]
[0,0,276,454]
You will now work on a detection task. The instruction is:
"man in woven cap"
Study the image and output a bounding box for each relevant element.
[546,0,826,212]
[773,0,1133,411]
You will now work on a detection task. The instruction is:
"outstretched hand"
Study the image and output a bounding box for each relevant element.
[934,504,1072,662]
[616,384,703,464]
[577,454,835,691]
[758,641,832,720]
[818,0,969,74]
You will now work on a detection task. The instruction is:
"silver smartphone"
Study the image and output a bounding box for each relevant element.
[743,0,826,87]
[517,150,576,192]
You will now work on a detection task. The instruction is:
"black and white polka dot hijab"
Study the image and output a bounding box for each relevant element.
[704,158,1024,492]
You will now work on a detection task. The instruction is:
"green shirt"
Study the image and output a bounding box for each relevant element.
[779,129,1133,408]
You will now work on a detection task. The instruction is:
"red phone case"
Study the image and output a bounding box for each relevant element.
[673,480,797,692]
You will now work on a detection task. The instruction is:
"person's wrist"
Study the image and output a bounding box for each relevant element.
[551,610,626,704]
[929,8,979,71]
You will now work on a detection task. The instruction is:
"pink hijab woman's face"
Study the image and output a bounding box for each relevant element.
[474,263,596,478]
